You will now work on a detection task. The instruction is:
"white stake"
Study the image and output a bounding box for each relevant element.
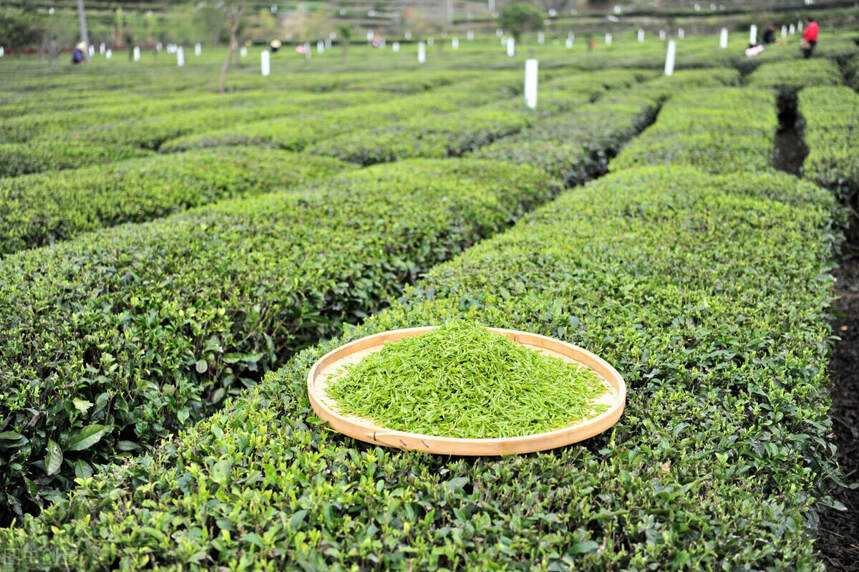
[240,46,247,57]
[133,46,140,61]
[781,25,787,38]
[105,49,112,59]
[417,41,426,63]
[176,46,184,66]
[750,25,757,45]
[638,29,644,42]
[605,32,612,46]
[260,50,270,75]
[0,47,4,57]
[659,30,666,41]
[664,40,676,76]
[392,41,400,52]
[565,33,574,48]
[678,28,685,39]
[524,58,538,109]
[538,32,544,44]
[507,37,515,56]
[789,24,795,35]
[720,28,728,49]
[99,42,105,54]
[195,43,201,56]
[317,40,324,53]
[467,30,474,41]
[452,37,459,49]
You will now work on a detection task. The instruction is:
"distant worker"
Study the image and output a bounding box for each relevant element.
[761,24,778,46]
[801,16,819,58]
[72,42,86,64]
[270,39,282,53]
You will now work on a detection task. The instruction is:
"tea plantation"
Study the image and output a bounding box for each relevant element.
[0,25,857,570]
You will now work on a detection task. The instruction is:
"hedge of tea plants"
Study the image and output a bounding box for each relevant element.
[0,140,152,178]
[0,165,840,569]
[0,149,353,257]
[472,92,659,186]
[799,86,859,197]
[745,58,844,94]
[0,159,561,522]
[611,87,778,174]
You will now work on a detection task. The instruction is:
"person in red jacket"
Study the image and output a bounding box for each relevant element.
[802,17,819,59]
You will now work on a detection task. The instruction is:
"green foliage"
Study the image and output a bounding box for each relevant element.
[0,9,40,47]
[0,166,840,569]
[746,59,843,94]
[498,2,545,42]
[0,141,151,178]
[611,87,778,174]
[0,148,352,256]
[309,107,533,165]
[0,158,560,524]
[327,320,608,438]
[474,92,659,186]
[799,86,859,197]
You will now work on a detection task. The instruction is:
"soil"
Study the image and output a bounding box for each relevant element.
[816,217,859,572]
[773,93,809,176]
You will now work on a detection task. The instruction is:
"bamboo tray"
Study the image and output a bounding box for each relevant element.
[307,326,626,456]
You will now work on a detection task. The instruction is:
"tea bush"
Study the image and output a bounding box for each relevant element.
[0,141,152,178]
[0,166,840,569]
[611,87,777,173]
[0,159,561,522]
[472,92,659,185]
[0,148,353,256]
[799,86,859,197]
[746,58,843,94]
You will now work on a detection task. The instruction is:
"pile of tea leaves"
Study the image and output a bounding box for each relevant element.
[326,320,609,438]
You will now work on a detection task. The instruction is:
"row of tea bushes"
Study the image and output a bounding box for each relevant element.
[158,78,526,154]
[292,68,656,165]
[745,58,843,95]
[472,92,660,186]
[610,87,778,174]
[0,141,152,179]
[799,86,859,198]
[308,107,534,165]
[0,166,839,569]
[0,90,385,144]
[0,148,353,256]
[0,159,561,524]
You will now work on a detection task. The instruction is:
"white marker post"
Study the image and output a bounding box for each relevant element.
[507,37,515,56]
[537,32,544,44]
[452,37,459,49]
[524,58,538,109]
[417,41,426,63]
[781,26,787,39]
[678,28,685,39]
[317,40,324,53]
[88,45,94,56]
[789,24,795,35]
[260,50,270,75]
[99,42,105,54]
[304,43,311,60]
[638,29,645,43]
[195,43,201,56]
[750,25,757,45]
[105,49,112,59]
[427,38,434,46]
[0,47,4,57]
[133,46,141,61]
[565,33,574,48]
[659,30,666,41]
[176,46,184,67]
[467,30,474,41]
[798,21,803,33]
[240,46,247,57]
[720,28,728,49]
[664,40,676,76]
[367,31,374,42]
[496,28,503,36]
[605,32,612,46]
[392,42,400,52]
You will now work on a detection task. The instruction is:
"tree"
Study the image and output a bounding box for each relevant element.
[219,0,245,93]
[76,0,89,61]
[338,23,352,61]
[499,2,545,43]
